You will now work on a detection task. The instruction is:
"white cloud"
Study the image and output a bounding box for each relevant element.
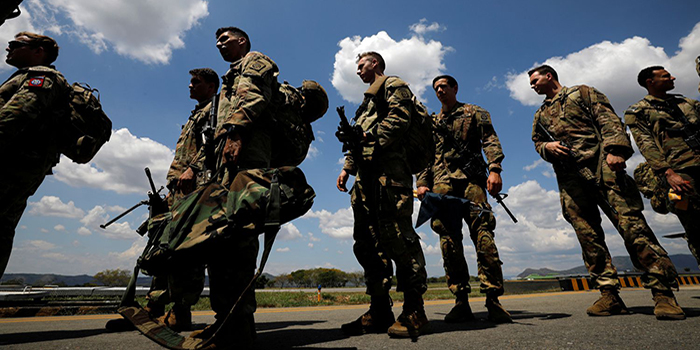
[408,18,445,36]
[26,0,208,64]
[308,243,314,248]
[524,159,546,172]
[506,22,700,113]
[17,240,57,251]
[40,228,49,233]
[77,227,91,236]
[54,224,65,231]
[53,128,173,194]
[276,247,290,252]
[28,196,86,218]
[420,241,441,255]
[278,223,302,241]
[331,20,452,104]
[308,232,321,242]
[304,207,354,239]
[80,205,135,239]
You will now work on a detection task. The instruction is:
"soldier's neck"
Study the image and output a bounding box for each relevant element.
[441,100,458,113]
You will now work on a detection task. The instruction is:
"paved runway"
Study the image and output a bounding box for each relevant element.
[1,286,699,349]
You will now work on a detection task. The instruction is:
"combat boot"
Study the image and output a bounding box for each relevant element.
[444,291,475,323]
[192,314,255,350]
[158,304,193,332]
[652,289,685,320]
[387,292,431,338]
[586,288,629,316]
[485,294,512,323]
[341,294,395,335]
[143,301,166,318]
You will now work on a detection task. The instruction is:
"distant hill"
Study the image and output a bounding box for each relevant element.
[518,254,699,278]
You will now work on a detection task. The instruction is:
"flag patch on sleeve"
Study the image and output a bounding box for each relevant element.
[28,77,45,87]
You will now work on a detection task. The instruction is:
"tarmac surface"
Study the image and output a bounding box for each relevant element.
[1,286,699,349]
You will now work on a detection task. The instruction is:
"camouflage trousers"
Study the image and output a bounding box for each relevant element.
[667,168,700,267]
[431,180,504,296]
[351,178,427,297]
[146,265,206,307]
[557,161,679,291]
[0,171,48,279]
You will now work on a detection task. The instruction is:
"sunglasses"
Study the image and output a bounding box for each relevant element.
[7,40,35,50]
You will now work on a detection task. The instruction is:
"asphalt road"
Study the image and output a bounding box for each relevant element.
[1,286,699,349]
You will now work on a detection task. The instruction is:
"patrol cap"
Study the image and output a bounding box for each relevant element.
[299,80,328,124]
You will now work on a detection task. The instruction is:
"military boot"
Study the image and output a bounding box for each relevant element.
[485,294,512,323]
[652,289,686,320]
[387,292,431,338]
[444,291,475,323]
[341,294,395,335]
[143,301,166,318]
[192,314,255,350]
[158,304,193,332]
[586,288,629,316]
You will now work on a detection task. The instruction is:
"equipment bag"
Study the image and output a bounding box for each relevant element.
[633,161,669,214]
[61,82,112,164]
[270,80,329,167]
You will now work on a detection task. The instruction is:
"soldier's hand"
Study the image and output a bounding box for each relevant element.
[606,153,626,172]
[544,141,570,160]
[665,169,693,194]
[487,172,503,197]
[177,167,196,195]
[416,186,430,200]
[337,170,350,192]
[222,132,243,165]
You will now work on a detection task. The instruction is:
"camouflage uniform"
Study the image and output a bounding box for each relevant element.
[344,76,428,301]
[146,99,215,311]
[416,102,505,296]
[625,94,700,266]
[207,51,278,329]
[532,85,679,291]
[0,65,71,278]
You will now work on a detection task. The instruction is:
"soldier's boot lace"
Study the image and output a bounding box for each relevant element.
[444,292,475,323]
[485,294,512,323]
[158,303,193,332]
[586,288,629,316]
[341,294,395,335]
[652,289,685,320]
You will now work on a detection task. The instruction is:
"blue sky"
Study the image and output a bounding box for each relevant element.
[3,0,700,279]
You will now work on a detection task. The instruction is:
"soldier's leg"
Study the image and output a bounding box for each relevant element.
[670,170,700,267]
[160,265,206,331]
[374,185,430,338]
[558,174,619,289]
[341,181,394,335]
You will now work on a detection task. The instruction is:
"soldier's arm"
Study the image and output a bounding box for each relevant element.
[624,107,672,173]
[371,79,412,149]
[166,119,196,191]
[531,113,551,162]
[415,167,432,189]
[587,88,633,159]
[476,107,504,173]
[0,72,60,149]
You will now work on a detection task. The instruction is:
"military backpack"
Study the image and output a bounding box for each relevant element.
[61,82,112,164]
[270,80,328,167]
[633,161,669,214]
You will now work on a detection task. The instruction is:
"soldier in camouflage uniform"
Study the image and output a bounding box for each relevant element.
[187,27,278,349]
[416,75,511,324]
[528,65,684,320]
[625,66,700,270]
[336,52,430,338]
[0,32,71,278]
[145,68,219,331]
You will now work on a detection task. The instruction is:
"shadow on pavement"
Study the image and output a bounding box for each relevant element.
[628,306,700,318]
[0,329,107,345]
[254,324,351,349]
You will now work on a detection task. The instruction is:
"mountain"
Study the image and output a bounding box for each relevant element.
[517,254,699,278]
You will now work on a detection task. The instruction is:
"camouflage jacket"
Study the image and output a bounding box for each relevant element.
[343,76,414,188]
[532,85,632,176]
[625,94,700,174]
[0,65,71,172]
[416,102,504,189]
[215,51,278,171]
[696,56,700,94]
[166,98,213,191]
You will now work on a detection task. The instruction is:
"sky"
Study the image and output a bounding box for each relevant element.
[2,0,700,280]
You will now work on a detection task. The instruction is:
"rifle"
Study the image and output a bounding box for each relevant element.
[335,106,364,160]
[536,122,618,216]
[200,94,218,180]
[492,193,517,223]
[0,0,22,27]
[100,167,168,234]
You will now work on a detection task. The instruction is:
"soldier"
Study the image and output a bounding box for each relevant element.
[336,51,430,338]
[625,66,700,268]
[416,75,511,324]
[186,27,278,349]
[0,32,72,278]
[147,68,219,331]
[528,64,684,320]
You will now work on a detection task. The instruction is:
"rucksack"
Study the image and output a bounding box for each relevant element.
[61,82,112,164]
[270,80,328,167]
[633,161,669,214]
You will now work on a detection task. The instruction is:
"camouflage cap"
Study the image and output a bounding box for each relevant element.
[300,80,328,124]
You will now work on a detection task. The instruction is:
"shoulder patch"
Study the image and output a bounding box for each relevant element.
[394,87,411,100]
[28,76,45,87]
[249,62,265,72]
